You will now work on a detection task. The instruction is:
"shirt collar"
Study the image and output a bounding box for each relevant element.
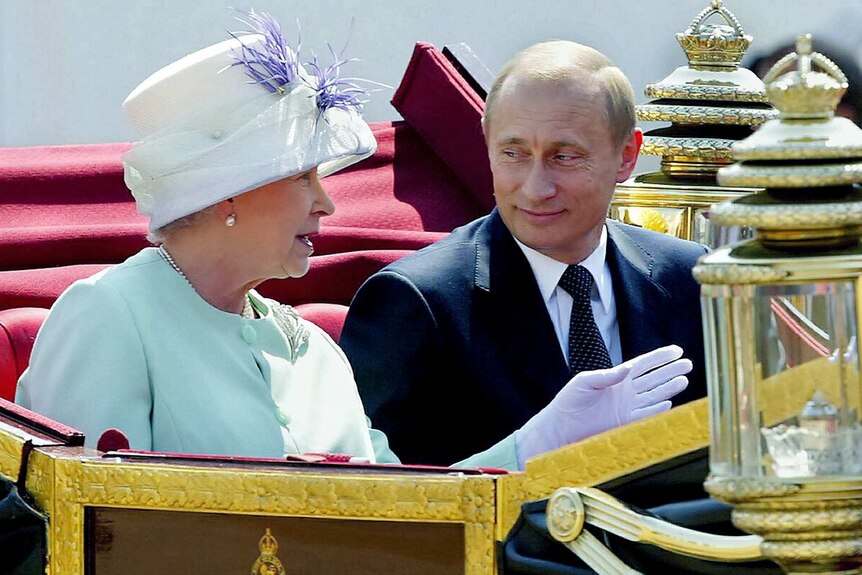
[513,226,612,313]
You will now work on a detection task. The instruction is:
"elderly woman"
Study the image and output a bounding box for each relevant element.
[16,15,690,470]
[16,13,397,462]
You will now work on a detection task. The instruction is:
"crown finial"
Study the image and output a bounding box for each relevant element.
[763,34,848,121]
[259,528,278,555]
[677,1,751,70]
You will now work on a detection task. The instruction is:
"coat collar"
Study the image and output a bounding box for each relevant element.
[471,209,571,404]
[470,213,674,396]
[605,219,674,360]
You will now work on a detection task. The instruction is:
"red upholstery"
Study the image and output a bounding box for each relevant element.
[295,303,350,343]
[0,265,109,311]
[391,42,494,211]
[0,307,49,401]
[0,122,485,271]
[0,250,413,312]
[257,249,414,307]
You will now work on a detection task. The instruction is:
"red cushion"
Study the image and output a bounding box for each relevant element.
[322,122,487,232]
[0,264,109,311]
[258,249,415,307]
[391,42,494,211]
[295,303,350,343]
[0,122,483,271]
[0,307,49,401]
[0,250,414,311]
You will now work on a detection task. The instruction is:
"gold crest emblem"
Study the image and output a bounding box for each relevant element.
[250,528,286,575]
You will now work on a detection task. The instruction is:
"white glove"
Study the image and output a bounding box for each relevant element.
[514,345,691,469]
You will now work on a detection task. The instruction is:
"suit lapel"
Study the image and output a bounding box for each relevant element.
[606,220,674,361]
[473,211,571,406]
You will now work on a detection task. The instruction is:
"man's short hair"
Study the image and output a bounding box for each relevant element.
[484,40,636,149]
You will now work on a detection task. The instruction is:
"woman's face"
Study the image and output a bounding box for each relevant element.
[232,167,334,279]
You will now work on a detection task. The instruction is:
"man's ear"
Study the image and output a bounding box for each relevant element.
[616,128,643,183]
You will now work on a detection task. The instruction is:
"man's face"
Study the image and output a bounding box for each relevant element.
[486,77,640,264]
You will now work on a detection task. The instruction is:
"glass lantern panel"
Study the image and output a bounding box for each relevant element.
[703,280,862,481]
[692,208,755,249]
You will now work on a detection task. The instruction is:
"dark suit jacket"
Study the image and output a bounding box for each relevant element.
[340,210,708,465]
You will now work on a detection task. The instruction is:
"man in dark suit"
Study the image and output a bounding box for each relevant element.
[340,40,706,468]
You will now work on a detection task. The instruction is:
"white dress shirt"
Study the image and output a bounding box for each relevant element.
[514,226,622,367]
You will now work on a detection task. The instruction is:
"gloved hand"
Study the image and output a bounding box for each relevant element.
[514,345,691,469]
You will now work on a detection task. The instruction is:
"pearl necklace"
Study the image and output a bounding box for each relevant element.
[158,246,255,320]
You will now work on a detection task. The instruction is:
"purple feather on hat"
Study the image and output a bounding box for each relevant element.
[231,9,368,113]
[307,44,369,112]
[231,9,301,94]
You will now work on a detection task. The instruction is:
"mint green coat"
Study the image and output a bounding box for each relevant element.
[16,248,518,469]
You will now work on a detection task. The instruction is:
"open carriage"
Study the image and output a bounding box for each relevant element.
[2,3,859,572]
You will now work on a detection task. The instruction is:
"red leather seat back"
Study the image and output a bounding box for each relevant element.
[295,303,350,343]
[0,307,49,401]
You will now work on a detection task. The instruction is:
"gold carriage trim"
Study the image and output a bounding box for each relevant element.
[717,162,862,188]
[637,104,776,126]
[641,136,736,159]
[708,197,862,228]
[692,263,790,285]
[643,83,767,102]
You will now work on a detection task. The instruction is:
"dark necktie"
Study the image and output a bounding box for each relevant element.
[558,265,612,375]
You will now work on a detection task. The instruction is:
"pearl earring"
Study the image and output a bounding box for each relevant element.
[225,213,237,227]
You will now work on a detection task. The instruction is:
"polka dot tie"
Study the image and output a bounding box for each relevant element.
[558,265,612,375]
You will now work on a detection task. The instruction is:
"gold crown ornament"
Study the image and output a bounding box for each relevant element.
[676,0,752,70]
[714,35,862,247]
[637,0,776,179]
[250,529,286,575]
[763,34,848,120]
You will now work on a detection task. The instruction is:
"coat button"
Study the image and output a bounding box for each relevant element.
[276,408,290,427]
[241,324,257,345]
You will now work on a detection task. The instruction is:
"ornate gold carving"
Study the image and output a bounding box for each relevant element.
[34,455,498,575]
[496,473,529,541]
[53,457,85,575]
[764,35,849,121]
[734,507,862,533]
[546,488,585,543]
[23,450,54,524]
[637,104,775,126]
[643,83,767,102]
[692,263,788,285]
[761,539,862,562]
[703,477,802,502]
[677,0,751,69]
[251,529,286,575]
[730,117,862,161]
[708,195,862,228]
[718,161,862,188]
[641,136,736,159]
[732,141,862,161]
[0,426,24,481]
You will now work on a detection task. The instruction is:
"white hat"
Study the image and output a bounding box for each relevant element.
[122,15,377,233]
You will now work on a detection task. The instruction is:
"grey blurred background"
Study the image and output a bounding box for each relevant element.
[2,0,861,147]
